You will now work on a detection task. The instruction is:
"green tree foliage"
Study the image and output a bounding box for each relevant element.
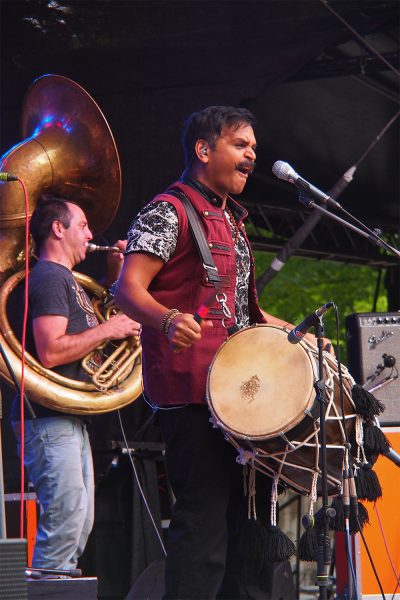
[254,251,388,362]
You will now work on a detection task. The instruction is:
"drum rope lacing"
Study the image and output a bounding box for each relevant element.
[270,474,280,527]
[233,358,357,495]
[355,414,368,466]
[247,459,257,520]
[307,472,319,520]
[207,325,362,502]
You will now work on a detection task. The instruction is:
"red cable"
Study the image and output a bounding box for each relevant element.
[373,502,400,598]
[18,176,30,539]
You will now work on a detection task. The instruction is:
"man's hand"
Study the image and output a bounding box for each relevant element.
[105,239,126,289]
[102,313,141,340]
[167,313,213,352]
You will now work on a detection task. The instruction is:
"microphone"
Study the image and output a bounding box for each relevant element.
[0,172,18,181]
[86,243,121,253]
[287,302,334,344]
[349,471,358,517]
[25,567,82,578]
[342,470,350,520]
[272,161,341,210]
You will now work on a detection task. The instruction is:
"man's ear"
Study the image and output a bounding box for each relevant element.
[52,220,64,240]
[194,139,209,163]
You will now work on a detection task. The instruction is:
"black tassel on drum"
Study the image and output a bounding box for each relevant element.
[314,496,370,534]
[237,519,271,577]
[355,462,382,502]
[237,519,296,572]
[298,520,319,562]
[263,525,296,562]
[297,473,320,562]
[351,385,385,420]
[363,422,391,455]
[351,386,389,499]
[352,384,385,420]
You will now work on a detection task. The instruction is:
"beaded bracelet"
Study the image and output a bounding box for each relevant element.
[165,311,182,336]
[161,308,181,336]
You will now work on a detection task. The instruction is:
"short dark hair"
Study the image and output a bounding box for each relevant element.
[182,105,256,168]
[30,197,73,252]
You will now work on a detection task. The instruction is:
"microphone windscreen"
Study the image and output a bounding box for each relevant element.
[272,161,293,182]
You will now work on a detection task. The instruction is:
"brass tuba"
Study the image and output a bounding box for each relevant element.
[0,75,142,415]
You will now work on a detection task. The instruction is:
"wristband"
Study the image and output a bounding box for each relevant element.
[161,308,181,336]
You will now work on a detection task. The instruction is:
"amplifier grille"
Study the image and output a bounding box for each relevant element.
[346,312,400,425]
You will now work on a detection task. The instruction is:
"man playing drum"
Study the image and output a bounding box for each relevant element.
[115,106,331,599]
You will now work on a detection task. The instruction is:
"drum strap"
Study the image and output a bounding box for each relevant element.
[167,188,239,333]
[167,188,222,287]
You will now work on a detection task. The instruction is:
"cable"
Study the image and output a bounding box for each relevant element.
[18,176,30,539]
[117,410,167,557]
[332,305,361,599]
[372,268,383,313]
[330,303,351,452]
[320,0,400,79]
[373,503,400,599]
[358,516,387,600]
[354,110,400,168]
[345,526,359,599]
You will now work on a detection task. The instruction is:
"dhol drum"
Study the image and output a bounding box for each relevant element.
[207,324,357,496]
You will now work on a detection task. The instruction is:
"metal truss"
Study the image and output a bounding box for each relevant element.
[242,200,400,268]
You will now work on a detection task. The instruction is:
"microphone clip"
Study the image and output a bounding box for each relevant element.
[298,192,314,207]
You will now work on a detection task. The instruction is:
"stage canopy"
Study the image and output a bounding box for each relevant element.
[1,0,399,267]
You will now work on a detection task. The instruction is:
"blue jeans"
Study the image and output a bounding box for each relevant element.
[12,416,94,570]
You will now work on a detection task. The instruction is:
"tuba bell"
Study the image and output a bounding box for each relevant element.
[0,74,142,415]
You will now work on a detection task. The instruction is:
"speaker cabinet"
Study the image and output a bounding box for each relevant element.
[0,538,28,600]
[346,312,400,425]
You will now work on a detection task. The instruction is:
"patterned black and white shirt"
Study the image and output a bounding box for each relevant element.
[126,179,251,328]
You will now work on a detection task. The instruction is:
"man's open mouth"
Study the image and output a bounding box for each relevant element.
[236,161,255,176]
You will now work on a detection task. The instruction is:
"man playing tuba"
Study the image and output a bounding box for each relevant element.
[10,197,140,575]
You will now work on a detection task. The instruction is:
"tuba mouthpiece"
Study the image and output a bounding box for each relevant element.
[86,243,121,253]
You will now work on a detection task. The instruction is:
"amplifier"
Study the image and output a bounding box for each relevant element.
[346,312,400,425]
[0,539,27,599]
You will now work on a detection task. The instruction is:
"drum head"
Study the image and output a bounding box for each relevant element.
[207,324,316,440]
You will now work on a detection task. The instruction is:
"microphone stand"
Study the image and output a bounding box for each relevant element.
[314,316,333,600]
[299,195,400,261]
[300,195,399,600]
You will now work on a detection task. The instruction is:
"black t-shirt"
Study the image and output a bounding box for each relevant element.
[11,260,99,420]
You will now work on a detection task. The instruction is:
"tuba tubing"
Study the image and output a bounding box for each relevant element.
[0,270,143,415]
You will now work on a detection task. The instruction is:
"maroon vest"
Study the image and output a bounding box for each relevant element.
[141,181,265,407]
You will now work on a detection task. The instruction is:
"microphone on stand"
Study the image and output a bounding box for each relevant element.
[272,161,341,210]
[287,302,334,344]
[349,470,359,517]
[256,165,356,295]
[86,243,121,253]
[342,470,350,520]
